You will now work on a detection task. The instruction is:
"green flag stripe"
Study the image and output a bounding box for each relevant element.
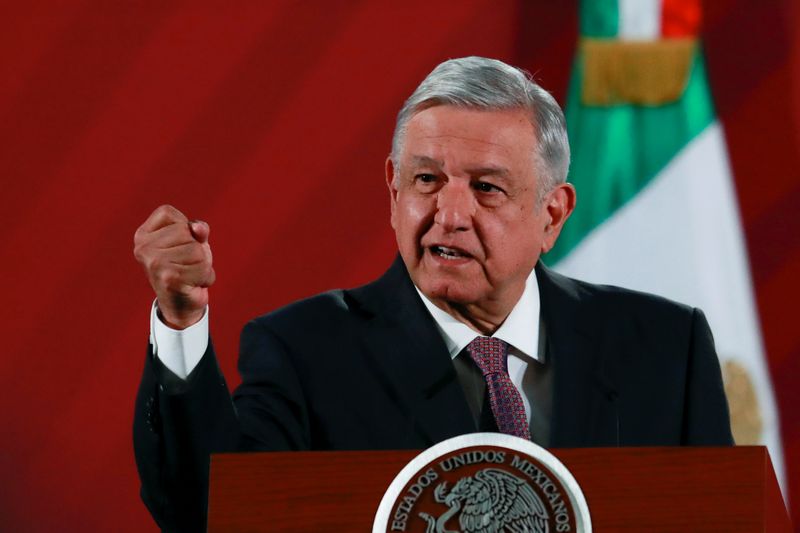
[548,47,716,264]
[580,0,619,38]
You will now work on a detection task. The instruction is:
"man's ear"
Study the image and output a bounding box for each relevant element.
[540,183,576,254]
[386,157,398,229]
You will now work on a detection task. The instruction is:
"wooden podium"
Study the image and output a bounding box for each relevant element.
[208,446,791,532]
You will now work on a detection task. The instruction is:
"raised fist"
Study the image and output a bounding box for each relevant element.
[133,205,215,329]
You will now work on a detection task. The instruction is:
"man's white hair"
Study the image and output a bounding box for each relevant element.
[390,56,570,196]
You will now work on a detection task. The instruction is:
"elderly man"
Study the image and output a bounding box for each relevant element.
[133,56,732,531]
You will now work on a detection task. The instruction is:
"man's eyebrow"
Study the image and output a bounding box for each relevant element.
[409,155,443,168]
[467,166,511,179]
[408,157,510,178]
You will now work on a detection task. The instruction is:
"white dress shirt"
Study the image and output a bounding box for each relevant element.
[414,269,544,424]
[150,300,209,379]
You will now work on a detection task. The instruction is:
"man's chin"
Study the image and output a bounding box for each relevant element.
[419,279,482,307]
[405,256,485,305]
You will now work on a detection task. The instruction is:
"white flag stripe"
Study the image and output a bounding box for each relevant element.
[618,0,662,40]
[555,122,786,495]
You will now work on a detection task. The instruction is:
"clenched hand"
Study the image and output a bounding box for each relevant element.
[134,205,215,329]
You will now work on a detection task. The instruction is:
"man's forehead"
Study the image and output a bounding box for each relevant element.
[407,104,535,130]
[404,106,534,145]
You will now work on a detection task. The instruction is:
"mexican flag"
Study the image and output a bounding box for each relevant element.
[549,0,785,492]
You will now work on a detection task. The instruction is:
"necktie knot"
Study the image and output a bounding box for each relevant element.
[466,336,509,376]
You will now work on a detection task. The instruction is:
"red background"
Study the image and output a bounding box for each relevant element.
[1,1,797,530]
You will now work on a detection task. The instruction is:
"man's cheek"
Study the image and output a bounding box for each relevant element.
[406,198,435,231]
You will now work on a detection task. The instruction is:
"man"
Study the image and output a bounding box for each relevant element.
[133,57,732,531]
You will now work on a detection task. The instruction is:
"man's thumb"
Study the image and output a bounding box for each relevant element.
[189,220,210,243]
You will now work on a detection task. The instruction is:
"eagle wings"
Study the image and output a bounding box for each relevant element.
[420,468,549,533]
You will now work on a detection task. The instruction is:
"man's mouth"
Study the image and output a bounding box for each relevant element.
[430,245,471,260]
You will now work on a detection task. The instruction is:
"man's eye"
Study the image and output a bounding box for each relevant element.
[416,174,437,183]
[474,181,501,193]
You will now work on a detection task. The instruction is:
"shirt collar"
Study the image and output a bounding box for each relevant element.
[415,268,542,362]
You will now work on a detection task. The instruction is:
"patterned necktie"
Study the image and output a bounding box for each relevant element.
[466,336,531,440]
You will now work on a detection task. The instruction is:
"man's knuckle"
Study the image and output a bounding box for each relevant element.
[164,204,187,222]
[145,253,162,270]
[169,222,190,239]
[157,266,179,285]
[193,248,208,265]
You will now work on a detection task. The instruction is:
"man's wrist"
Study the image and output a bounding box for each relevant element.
[156,303,205,330]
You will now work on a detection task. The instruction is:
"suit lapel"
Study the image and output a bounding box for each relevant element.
[349,256,475,446]
[537,262,620,448]
[348,258,620,448]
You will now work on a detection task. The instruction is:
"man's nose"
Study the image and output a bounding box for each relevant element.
[434,182,475,232]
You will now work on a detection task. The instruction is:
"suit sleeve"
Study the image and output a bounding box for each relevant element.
[681,308,735,445]
[231,319,311,451]
[132,321,310,532]
[133,340,239,532]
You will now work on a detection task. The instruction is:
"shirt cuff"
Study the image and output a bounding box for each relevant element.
[149,300,209,380]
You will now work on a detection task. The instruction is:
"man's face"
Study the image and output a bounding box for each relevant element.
[388,105,571,320]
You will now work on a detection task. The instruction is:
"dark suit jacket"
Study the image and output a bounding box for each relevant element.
[133,256,732,531]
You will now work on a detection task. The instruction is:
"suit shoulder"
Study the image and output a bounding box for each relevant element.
[246,288,367,334]
[550,269,696,321]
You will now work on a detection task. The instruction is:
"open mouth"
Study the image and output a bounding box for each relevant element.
[430,245,471,260]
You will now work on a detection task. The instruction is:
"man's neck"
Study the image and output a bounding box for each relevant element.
[430,303,505,335]
[427,283,527,336]
[415,267,542,362]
